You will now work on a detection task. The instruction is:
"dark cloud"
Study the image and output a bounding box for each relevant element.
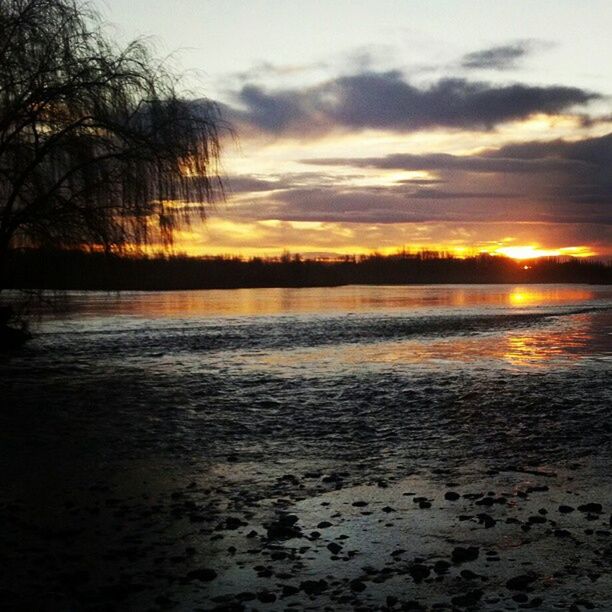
[485,133,612,205]
[305,132,612,205]
[227,72,597,136]
[461,44,530,70]
[407,189,518,199]
[227,185,611,226]
[225,133,612,236]
[305,152,583,174]
[226,172,368,194]
[226,176,286,193]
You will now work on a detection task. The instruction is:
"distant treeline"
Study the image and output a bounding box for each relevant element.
[4,249,611,290]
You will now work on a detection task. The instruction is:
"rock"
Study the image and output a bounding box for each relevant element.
[477,513,496,528]
[460,569,479,580]
[506,574,537,591]
[271,551,288,560]
[419,501,432,509]
[266,520,302,540]
[382,506,396,513]
[578,503,602,514]
[282,585,299,597]
[452,546,479,563]
[352,501,368,507]
[317,521,332,528]
[433,560,451,574]
[327,542,342,555]
[512,593,529,603]
[408,563,430,583]
[186,568,217,582]
[268,514,302,540]
[257,591,276,603]
[559,505,575,514]
[300,579,328,595]
[224,517,244,530]
[451,589,483,607]
[350,579,367,592]
[445,491,460,501]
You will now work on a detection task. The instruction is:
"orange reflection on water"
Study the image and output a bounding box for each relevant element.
[501,315,593,367]
[258,313,599,372]
[508,286,593,308]
[53,284,605,319]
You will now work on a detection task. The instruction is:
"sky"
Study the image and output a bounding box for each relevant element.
[94,0,611,258]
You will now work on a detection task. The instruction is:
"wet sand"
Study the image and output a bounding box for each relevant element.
[1,455,610,611]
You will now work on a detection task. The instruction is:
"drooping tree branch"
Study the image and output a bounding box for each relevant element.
[0,0,226,277]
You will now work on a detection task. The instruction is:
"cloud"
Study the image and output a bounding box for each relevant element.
[225,184,611,226]
[226,71,598,136]
[485,133,612,205]
[222,133,612,235]
[304,152,583,174]
[461,43,533,70]
[305,132,612,204]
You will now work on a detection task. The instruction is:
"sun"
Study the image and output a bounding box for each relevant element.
[491,245,595,260]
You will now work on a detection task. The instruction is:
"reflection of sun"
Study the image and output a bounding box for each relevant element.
[508,287,542,306]
[504,335,544,367]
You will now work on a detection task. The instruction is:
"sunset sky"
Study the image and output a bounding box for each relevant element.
[96,0,611,258]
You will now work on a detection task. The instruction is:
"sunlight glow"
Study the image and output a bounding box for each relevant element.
[492,245,595,260]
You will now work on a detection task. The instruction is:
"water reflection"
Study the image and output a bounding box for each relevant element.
[256,311,610,372]
[26,284,611,320]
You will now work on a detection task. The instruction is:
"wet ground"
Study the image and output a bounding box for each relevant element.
[0,285,610,610]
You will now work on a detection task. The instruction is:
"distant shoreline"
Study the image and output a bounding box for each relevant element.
[4,248,611,291]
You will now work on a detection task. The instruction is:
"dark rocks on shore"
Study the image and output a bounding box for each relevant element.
[506,573,537,591]
[408,563,431,583]
[444,491,460,501]
[300,579,328,595]
[477,513,496,528]
[578,503,602,514]
[433,560,451,574]
[452,546,479,563]
[223,516,245,530]
[451,589,483,607]
[266,514,302,540]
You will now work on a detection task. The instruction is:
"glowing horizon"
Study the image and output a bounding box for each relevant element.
[96,1,611,259]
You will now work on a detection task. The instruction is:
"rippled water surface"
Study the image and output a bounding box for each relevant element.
[3,284,611,469]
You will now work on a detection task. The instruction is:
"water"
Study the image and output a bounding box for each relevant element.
[4,284,610,465]
[1,284,611,610]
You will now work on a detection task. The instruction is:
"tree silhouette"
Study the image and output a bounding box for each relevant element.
[0,0,224,287]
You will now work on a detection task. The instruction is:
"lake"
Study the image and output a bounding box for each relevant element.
[1,284,611,610]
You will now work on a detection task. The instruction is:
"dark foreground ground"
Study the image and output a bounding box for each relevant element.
[1,451,611,611]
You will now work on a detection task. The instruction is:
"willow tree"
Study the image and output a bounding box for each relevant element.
[0,0,224,287]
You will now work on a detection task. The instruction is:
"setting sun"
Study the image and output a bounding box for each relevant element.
[492,245,595,260]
